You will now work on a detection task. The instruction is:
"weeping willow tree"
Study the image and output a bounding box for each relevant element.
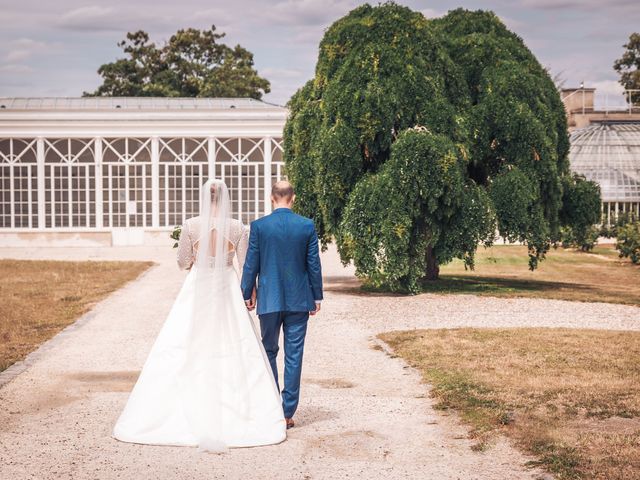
[284,3,600,293]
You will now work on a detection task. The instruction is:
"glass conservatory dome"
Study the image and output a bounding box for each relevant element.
[569,121,640,224]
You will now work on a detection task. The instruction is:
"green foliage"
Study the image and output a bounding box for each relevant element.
[558,174,602,251]
[613,32,640,104]
[284,3,583,288]
[433,8,571,269]
[339,128,495,293]
[84,27,270,99]
[170,225,181,248]
[489,167,539,240]
[616,222,640,264]
[559,225,600,252]
[283,81,327,245]
[600,211,638,238]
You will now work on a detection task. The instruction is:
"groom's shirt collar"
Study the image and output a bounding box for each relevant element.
[272,207,292,214]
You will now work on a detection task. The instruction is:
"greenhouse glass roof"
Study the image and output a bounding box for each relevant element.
[569,122,640,202]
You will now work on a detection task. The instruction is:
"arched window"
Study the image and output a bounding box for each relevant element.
[44,138,95,228]
[102,138,152,228]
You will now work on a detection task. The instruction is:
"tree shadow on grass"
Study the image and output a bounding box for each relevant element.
[323,271,640,305]
[324,272,605,299]
[421,275,597,297]
[323,275,364,293]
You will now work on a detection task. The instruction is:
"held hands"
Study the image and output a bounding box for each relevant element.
[310,302,321,316]
[244,288,257,311]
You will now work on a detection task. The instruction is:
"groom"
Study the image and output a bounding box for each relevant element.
[241,180,323,429]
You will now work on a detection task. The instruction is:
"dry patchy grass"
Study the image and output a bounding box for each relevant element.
[380,328,640,480]
[423,245,640,306]
[0,259,153,372]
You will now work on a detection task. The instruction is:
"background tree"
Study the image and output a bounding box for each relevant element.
[84,26,270,99]
[614,33,640,105]
[284,3,601,292]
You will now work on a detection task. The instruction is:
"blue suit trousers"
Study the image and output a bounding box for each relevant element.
[259,311,309,419]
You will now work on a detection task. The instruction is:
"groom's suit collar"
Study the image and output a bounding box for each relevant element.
[272,207,292,214]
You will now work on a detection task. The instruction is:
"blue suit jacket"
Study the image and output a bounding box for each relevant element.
[241,208,323,316]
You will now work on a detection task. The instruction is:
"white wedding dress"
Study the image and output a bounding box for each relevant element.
[113,180,286,451]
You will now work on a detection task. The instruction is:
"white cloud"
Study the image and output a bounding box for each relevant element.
[189,7,236,28]
[5,50,32,62]
[517,0,638,12]
[420,8,444,19]
[57,5,114,30]
[0,64,35,74]
[4,38,49,62]
[265,81,305,105]
[507,0,640,19]
[590,79,628,108]
[11,38,48,49]
[261,67,304,79]
[519,0,584,9]
[263,0,356,27]
[289,26,326,46]
[56,5,175,32]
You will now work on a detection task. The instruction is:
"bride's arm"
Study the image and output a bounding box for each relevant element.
[236,223,250,272]
[240,222,260,304]
[176,221,194,270]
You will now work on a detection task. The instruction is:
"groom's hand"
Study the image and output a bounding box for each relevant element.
[245,298,256,311]
[310,302,321,316]
[245,288,257,311]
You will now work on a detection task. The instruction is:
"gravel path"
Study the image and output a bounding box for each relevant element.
[1,245,638,479]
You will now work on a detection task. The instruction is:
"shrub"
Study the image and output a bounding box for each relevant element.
[616,221,640,264]
[560,225,600,251]
[601,212,638,239]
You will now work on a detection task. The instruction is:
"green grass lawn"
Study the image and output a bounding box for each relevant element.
[419,244,640,305]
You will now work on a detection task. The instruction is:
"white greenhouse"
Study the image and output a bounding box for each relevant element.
[569,121,640,225]
[0,97,287,246]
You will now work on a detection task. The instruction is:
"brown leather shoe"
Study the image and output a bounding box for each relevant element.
[285,418,295,429]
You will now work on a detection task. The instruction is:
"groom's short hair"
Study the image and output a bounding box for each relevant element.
[272,181,294,202]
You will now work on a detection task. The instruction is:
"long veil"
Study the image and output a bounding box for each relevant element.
[180,179,251,452]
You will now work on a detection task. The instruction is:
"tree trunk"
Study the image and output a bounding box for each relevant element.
[425,245,440,280]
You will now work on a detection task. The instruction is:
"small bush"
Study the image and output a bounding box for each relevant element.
[560,225,600,251]
[616,221,640,264]
[600,212,638,238]
[559,174,601,251]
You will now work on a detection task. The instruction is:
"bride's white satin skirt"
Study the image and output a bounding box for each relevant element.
[113,267,286,450]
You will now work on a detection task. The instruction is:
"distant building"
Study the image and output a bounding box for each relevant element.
[561,87,640,131]
[564,87,640,224]
[0,97,287,246]
[2,91,638,247]
[569,122,640,225]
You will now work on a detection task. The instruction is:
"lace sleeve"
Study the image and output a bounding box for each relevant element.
[235,223,250,272]
[176,221,194,270]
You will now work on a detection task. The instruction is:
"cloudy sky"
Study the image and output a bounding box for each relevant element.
[0,0,638,107]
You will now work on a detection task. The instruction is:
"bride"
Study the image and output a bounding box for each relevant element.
[113,179,286,451]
